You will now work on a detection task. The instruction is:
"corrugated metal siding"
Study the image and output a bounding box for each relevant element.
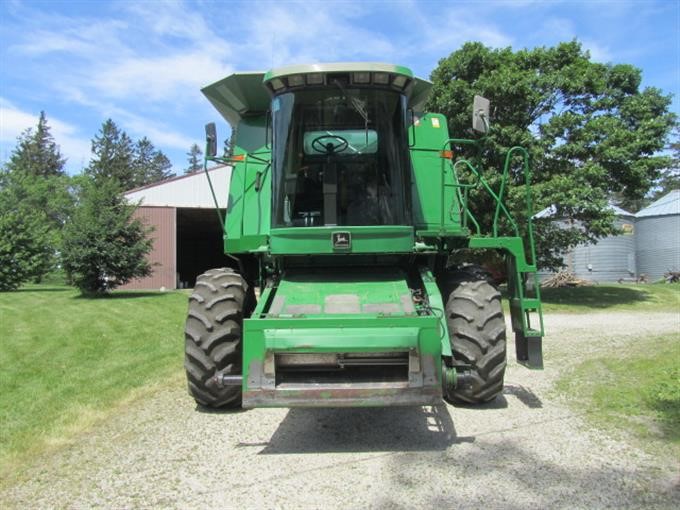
[124,166,231,208]
[120,207,176,290]
[571,217,636,282]
[538,216,637,283]
[636,215,680,281]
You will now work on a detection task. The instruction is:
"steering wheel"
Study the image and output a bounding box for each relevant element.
[311,135,348,155]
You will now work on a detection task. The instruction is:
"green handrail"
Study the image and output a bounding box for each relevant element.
[497,146,538,266]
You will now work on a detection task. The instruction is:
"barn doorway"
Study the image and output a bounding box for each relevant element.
[176,208,228,288]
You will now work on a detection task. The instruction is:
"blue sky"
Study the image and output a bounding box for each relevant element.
[1,0,678,176]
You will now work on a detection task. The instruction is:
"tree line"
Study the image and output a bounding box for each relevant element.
[1,40,677,293]
[0,115,206,292]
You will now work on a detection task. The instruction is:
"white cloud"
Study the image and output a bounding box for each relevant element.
[89,52,232,101]
[0,98,91,170]
[582,40,613,63]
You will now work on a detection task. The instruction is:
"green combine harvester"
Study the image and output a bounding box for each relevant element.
[185,62,544,409]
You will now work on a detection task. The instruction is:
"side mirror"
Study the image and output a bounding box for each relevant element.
[472,95,490,134]
[205,122,217,157]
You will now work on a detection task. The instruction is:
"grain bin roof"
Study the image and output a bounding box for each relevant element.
[636,190,680,218]
[534,203,634,219]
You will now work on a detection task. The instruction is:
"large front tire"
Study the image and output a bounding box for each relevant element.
[184,268,251,408]
[443,275,507,404]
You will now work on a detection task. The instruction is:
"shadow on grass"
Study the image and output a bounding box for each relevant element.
[73,291,175,300]
[13,286,72,293]
[539,286,649,309]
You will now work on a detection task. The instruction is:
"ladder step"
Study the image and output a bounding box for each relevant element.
[520,298,541,310]
[511,298,541,310]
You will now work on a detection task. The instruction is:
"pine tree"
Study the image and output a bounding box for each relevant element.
[185,143,203,174]
[132,137,174,186]
[6,111,66,177]
[86,119,136,190]
[61,177,153,294]
[0,175,53,290]
[0,112,72,287]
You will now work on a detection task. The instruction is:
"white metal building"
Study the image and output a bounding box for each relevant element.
[121,166,232,290]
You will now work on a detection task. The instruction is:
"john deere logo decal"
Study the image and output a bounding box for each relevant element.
[332,231,351,250]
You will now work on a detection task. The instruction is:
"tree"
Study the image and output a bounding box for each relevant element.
[0,182,52,291]
[0,112,72,286]
[86,119,136,189]
[6,111,66,178]
[133,137,174,186]
[61,177,153,294]
[428,41,676,269]
[650,127,680,202]
[87,120,175,189]
[185,143,203,174]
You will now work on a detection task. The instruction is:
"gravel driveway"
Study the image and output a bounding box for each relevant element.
[2,311,679,509]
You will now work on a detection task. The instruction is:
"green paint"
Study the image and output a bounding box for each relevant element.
[270,226,413,254]
[196,62,546,408]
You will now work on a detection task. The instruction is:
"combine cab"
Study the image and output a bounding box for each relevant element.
[185,63,544,408]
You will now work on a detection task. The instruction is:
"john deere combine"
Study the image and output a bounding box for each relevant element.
[185,63,544,408]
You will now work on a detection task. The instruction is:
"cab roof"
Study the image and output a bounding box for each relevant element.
[202,62,432,127]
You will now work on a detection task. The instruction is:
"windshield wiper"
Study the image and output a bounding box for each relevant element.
[332,79,369,143]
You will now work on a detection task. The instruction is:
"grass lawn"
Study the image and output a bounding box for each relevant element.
[538,283,680,313]
[556,333,680,458]
[0,284,188,480]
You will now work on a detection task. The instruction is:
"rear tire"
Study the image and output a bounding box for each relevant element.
[184,268,252,408]
[443,272,507,404]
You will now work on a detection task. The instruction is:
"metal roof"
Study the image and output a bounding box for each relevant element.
[202,72,270,127]
[635,189,680,218]
[534,203,634,219]
[202,63,433,128]
[124,166,231,209]
[263,62,414,81]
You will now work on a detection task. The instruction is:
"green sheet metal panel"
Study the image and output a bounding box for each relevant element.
[409,113,463,235]
[267,269,415,318]
[202,72,269,128]
[242,314,443,406]
[269,226,414,254]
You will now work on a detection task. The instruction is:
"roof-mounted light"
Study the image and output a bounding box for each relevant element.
[353,72,370,84]
[307,73,323,85]
[288,74,305,87]
[373,72,389,84]
[271,78,285,91]
[392,75,407,89]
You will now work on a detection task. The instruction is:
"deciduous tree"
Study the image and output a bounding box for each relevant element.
[428,41,675,269]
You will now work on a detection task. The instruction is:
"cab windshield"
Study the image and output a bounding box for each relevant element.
[272,87,411,227]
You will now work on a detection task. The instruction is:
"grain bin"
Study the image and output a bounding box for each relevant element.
[635,190,680,281]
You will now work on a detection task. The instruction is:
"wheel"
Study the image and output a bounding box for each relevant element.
[442,271,507,404]
[184,268,253,408]
[311,135,348,155]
